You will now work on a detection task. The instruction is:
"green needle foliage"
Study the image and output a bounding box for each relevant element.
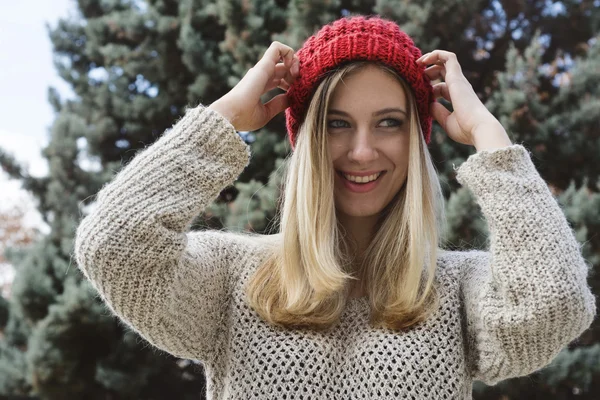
[0,0,598,398]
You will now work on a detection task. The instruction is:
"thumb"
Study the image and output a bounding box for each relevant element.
[430,101,451,132]
[263,93,289,122]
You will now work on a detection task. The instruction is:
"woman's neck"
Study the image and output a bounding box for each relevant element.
[337,213,380,298]
[337,213,378,263]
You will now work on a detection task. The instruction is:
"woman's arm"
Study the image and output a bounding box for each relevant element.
[74,105,250,360]
[75,41,299,361]
[417,50,595,383]
[455,144,596,385]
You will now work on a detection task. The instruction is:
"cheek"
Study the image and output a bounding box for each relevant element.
[386,139,410,167]
[327,142,345,164]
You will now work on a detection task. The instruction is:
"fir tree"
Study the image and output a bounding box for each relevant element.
[0,0,598,398]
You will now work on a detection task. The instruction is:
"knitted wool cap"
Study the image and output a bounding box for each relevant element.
[285,15,434,148]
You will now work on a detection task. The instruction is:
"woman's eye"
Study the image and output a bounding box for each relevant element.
[327,120,349,129]
[379,118,404,128]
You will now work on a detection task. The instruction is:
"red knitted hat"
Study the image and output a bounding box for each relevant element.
[285,15,434,147]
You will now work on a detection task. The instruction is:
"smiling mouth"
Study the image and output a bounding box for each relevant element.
[337,170,386,184]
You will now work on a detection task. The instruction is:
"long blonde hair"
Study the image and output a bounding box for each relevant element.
[246,61,445,331]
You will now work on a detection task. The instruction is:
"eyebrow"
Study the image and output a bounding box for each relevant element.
[328,107,408,117]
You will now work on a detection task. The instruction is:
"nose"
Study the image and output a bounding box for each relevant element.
[347,128,379,164]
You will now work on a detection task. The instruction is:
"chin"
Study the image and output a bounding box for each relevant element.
[336,204,386,219]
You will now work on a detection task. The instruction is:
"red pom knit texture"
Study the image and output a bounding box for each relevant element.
[285,16,434,147]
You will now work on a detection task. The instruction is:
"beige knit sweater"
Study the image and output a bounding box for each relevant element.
[74,105,596,399]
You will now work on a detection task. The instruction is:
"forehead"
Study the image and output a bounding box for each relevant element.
[328,65,408,112]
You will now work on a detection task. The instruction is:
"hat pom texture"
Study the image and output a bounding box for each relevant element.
[285,16,434,147]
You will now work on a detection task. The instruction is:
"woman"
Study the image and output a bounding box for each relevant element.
[75,15,595,399]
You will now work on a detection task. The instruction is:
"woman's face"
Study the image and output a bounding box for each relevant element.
[327,65,410,220]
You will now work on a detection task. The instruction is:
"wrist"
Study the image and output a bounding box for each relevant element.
[208,99,238,129]
[472,121,512,152]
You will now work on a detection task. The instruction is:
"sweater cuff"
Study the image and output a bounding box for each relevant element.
[171,104,251,162]
[454,144,534,189]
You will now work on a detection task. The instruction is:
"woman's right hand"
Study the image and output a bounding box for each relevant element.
[208,41,299,132]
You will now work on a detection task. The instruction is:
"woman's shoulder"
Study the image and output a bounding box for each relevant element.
[181,229,281,284]
[185,229,280,258]
[435,247,491,279]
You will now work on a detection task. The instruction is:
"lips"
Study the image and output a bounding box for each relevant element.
[336,170,386,193]
[343,171,382,183]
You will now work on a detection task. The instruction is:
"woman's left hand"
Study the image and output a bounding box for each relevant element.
[417,50,512,151]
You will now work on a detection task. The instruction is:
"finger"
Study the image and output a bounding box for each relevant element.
[291,54,299,76]
[432,82,451,102]
[283,65,296,86]
[424,64,446,81]
[240,46,295,98]
[259,41,295,70]
[248,62,282,88]
[278,56,299,87]
[420,50,483,111]
[264,61,295,89]
[264,78,282,93]
[417,50,463,80]
[278,78,291,91]
[270,61,294,85]
[263,93,289,121]
[430,101,451,132]
[245,42,295,96]
[273,63,288,77]
[264,77,291,92]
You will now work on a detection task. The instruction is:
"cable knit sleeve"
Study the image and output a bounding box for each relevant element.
[455,144,596,385]
[74,105,250,360]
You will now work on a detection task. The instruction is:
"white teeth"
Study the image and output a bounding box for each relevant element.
[343,172,382,183]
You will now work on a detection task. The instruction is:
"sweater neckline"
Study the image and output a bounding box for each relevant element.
[348,296,367,301]
[346,296,369,309]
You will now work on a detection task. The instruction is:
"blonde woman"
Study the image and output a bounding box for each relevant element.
[75,16,595,399]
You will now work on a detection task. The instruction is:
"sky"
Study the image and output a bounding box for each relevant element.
[0,0,75,229]
[0,0,76,291]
